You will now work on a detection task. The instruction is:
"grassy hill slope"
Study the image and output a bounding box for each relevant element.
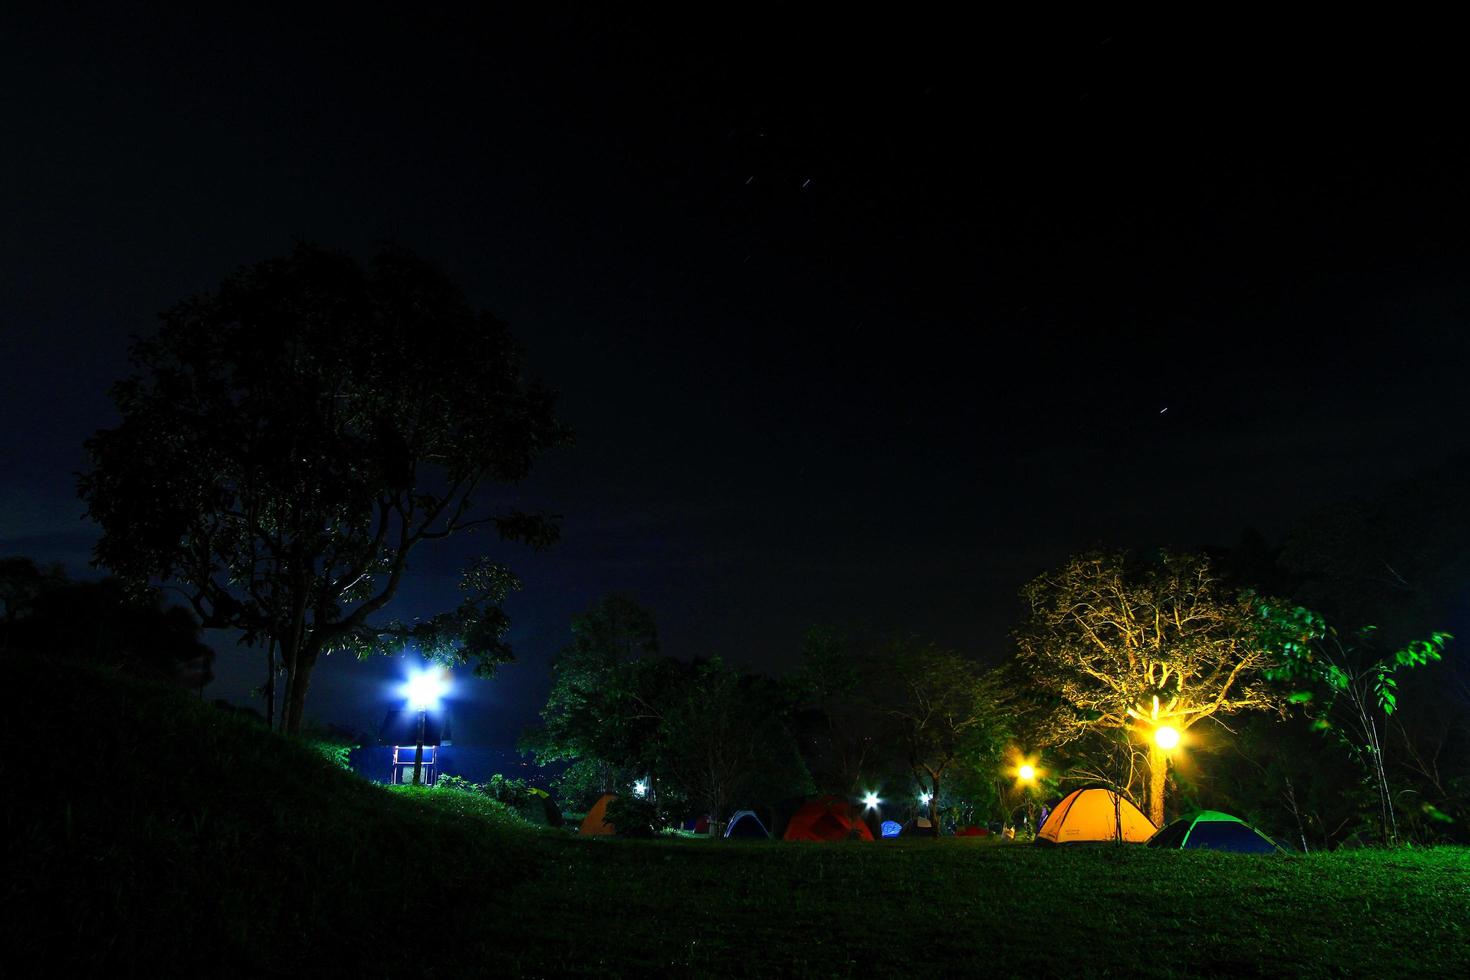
[5,654,1469,977]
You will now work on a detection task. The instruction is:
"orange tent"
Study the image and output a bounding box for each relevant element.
[781,796,875,842]
[1036,786,1155,844]
[578,793,617,836]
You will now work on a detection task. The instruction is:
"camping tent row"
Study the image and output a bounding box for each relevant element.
[578,787,1282,852]
[1035,786,1284,852]
[578,796,774,839]
[579,794,869,841]
[584,796,963,841]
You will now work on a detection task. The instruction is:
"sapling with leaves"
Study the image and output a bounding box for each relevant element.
[1257,601,1451,844]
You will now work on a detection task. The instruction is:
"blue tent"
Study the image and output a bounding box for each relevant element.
[880,820,902,838]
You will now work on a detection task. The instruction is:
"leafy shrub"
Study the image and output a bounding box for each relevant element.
[604,796,658,838]
[435,773,561,826]
[302,735,356,771]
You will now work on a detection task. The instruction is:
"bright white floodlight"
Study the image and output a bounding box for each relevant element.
[403,668,450,710]
[633,779,649,798]
[863,791,881,809]
[918,792,933,805]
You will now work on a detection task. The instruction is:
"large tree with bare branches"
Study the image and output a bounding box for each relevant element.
[1014,551,1284,824]
[80,244,568,733]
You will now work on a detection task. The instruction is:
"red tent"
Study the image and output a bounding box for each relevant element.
[956,825,989,837]
[781,796,875,842]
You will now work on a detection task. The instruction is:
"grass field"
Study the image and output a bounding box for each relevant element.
[5,653,1469,977]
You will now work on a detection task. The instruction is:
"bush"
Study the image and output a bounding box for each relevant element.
[436,774,562,826]
[302,734,356,771]
[604,796,658,838]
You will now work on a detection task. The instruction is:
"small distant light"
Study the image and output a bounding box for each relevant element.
[1018,764,1036,782]
[863,791,881,809]
[633,779,648,798]
[1154,726,1181,750]
[919,792,933,805]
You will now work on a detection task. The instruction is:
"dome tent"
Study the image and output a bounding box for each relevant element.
[1035,786,1156,844]
[880,820,902,838]
[782,796,875,842]
[578,793,617,836]
[724,810,771,839]
[900,816,938,838]
[1147,811,1284,854]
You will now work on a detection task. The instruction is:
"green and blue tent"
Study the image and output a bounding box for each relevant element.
[1147,810,1284,854]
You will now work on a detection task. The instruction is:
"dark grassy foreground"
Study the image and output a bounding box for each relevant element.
[5,654,1469,978]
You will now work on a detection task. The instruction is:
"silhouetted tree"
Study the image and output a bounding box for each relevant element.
[4,562,213,688]
[522,595,661,799]
[786,625,881,796]
[873,638,1011,828]
[0,556,65,654]
[79,244,568,733]
[657,660,811,822]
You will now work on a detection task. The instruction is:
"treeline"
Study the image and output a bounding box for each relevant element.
[524,456,1470,848]
[0,557,213,689]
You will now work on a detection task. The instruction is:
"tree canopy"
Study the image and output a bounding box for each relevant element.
[873,638,1011,827]
[1015,551,1285,823]
[79,244,568,732]
[525,596,811,818]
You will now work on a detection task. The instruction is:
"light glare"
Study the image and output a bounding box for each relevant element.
[863,791,880,809]
[402,668,450,710]
[1154,726,1181,750]
[1018,764,1036,782]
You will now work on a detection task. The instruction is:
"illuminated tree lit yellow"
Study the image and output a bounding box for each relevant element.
[1015,552,1286,825]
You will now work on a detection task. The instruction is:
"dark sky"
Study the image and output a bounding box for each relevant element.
[4,11,1468,746]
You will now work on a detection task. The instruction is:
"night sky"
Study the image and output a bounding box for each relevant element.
[4,12,1468,746]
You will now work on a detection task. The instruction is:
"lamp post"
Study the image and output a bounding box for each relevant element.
[1015,760,1039,834]
[402,668,450,786]
[413,706,427,785]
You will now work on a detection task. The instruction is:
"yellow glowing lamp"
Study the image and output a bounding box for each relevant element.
[1154,726,1181,750]
[1018,764,1036,782]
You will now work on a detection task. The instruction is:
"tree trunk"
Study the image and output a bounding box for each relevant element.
[283,645,320,735]
[1148,741,1167,827]
[928,773,941,828]
[264,635,277,731]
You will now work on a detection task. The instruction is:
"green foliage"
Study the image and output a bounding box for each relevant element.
[1259,601,1451,720]
[437,772,536,807]
[874,638,1012,823]
[528,597,811,818]
[604,796,660,838]
[525,595,660,782]
[302,734,356,771]
[1256,600,1453,843]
